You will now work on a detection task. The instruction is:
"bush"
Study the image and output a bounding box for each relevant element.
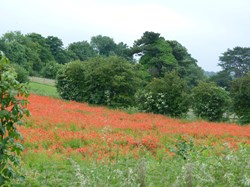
[56,56,143,107]
[230,73,250,124]
[83,56,142,107]
[136,71,190,117]
[191,82,231,122]
[0,54,30,184]
[56,60,86,102]
[41,61,62,79]
[11,63,29,83]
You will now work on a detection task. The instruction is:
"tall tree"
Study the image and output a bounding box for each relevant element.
[231,73,250,124]
[0,31,28,65]
[46,36,69,64]
[0,31,42,74]
[90,35,116,56]
[209,70,233,90]
[26,33,54,63]
[67,41,97,61]
[132,31,177,78]
[219,47,250,78]
[114,42,133,60]
[168,40,205,86]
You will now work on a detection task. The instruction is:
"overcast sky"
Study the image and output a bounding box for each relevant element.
[1,0,250,71]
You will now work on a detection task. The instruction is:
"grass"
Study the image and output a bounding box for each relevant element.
[29,76,55,86]
[8,144,250,186]
[28,82,59,98]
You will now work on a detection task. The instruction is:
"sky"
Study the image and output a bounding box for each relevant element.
[1,0,250,72]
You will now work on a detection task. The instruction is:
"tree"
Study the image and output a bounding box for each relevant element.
[0,32,28,66]
[219,47,250,78]
[230,73,250,124]
[90,35,116,56]
[41,61,62,79]
[136,71,189,117]
[0,31,47,75]
[114,42,133,60]
[191,82,231,122]
[46,36,69,64]
[56,60,86,101]
[168,40,205,87]
[132,31,178,78]
[0,54,30,184]
[26,33,54,63]
[83,56,142,107]
[209,70,233,90]
[67,41,97,61]
[12,64,29,83]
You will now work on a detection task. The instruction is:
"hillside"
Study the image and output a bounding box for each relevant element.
[8,94,250,186]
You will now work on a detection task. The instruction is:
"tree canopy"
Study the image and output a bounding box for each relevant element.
[132,31,177,78]
[219,47,250,78]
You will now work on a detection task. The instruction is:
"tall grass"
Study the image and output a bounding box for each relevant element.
[8,145,250,186]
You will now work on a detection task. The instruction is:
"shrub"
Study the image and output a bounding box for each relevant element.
[83,56,142,107]
[56,60,86,102]
[136,71,190,117]
[41,61,62,79]
[56,56,142,107]
[191,81,231,122]
[11,63,29,83]
[230,73,250,124]
[0,54,30,184]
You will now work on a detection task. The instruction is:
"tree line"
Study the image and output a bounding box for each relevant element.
[0,31,249,124]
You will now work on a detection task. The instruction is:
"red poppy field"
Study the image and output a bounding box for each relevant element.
[13,94,250,186]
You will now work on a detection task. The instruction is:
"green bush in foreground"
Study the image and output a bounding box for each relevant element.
[0,54,30,185]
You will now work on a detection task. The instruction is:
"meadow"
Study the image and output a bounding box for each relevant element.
[8,81,250,186]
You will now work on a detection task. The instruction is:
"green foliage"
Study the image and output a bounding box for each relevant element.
[90,35,117,56]
[56,61,86,101]
[0,54,30,184]
[132,32,204,86]
[46,36,69,64]
[83,56,142,107]
[230,73,250,124]
[67,41,97,61]
[0,31,57,76]
[56,56,142,107]
[26,33,54,63]
[11,64,29,83]
[171,136,195,160]
[0,30,203,87]
[133,32,177,78]
[209,70,233,91]
[168,40,205,87]
[136,71,190,117]
[90,35,132,60]
[41,61,62,79]
[191,81,231,122]
[219,46,250,78]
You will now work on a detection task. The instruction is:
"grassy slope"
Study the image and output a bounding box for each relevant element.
[29,82,59,98]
